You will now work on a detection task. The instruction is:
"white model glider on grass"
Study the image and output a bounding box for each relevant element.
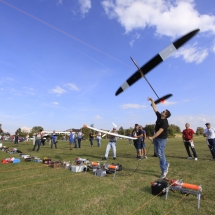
[83,124,137,140]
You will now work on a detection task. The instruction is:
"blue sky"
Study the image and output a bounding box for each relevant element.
[0,0,215,134]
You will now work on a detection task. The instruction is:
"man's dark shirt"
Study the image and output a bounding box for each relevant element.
[155,111,169,139]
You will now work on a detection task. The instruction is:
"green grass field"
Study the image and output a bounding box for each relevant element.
[0,137,214,215]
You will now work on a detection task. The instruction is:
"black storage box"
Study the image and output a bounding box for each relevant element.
[151,180,168,196]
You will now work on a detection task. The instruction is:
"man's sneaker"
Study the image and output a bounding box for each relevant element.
[165,163,170,175]
[187,157,192,160]
[102,157,107,160]
[194,157,198,161]
[160,171,168,179]
[144,156,148,159]
[113,157,116,160]
[137,156,141,160]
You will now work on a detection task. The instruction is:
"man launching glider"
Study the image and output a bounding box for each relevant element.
[148,97,171,179]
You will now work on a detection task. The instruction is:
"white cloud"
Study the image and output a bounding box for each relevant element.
[52,102,59,105]
[64,83,80,91]
[120,103,147,109]
[173,43,208,64]
[95,115,102,120]
[129,32,141,47]
[79,0,91,16]
[101,0,215,37]
[212,40,215,53]
[170,114,212,132]
[57,0,63,4]
[129,39,135,47]
[50,86,66,95]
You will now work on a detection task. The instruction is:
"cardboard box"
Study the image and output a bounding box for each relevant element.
[71,165,86,172]
[95,169,106,177]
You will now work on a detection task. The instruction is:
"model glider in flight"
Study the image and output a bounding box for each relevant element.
[83,124,137,140]
[115,29,200,104]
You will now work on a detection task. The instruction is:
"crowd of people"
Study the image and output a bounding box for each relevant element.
[5,97,215,179]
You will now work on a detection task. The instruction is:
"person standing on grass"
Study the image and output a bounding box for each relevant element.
[203,123,215,160]
[32,129,43,152]
[77,130,84,148]
[132,124,143,160]
[89,131,94,147]
[96,131,102,147]
[139,126,147,159]
[148,97,171,179]
[128,133,133,145]
[182,123,198,160]
[73,132,78,148]
[102,128,118,160]
[69,130,74,150]
[50,130,58,149]
[14,132,19,146]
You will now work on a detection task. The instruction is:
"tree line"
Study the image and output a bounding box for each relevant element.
[10,124,206,139]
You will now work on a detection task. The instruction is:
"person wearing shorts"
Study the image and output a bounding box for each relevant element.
[132,124,143,160]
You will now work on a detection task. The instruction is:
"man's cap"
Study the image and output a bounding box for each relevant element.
[135,124,138,126]
[205,123,210,126]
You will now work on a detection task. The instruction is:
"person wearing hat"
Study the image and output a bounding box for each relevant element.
[182,123,198,160]
[132,124,143,160]
[203,123,215,160]
[148,97,171,179]
[102,128,118,160]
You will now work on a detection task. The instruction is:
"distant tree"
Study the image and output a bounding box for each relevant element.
[167,127,175,137]
[3,132,10,136]
[15,128,29,137]
[118,126,124,135]
[31,126,43,133]
[16,128,21,134]
[125,127,133,136]
[196,127,204,135]
[144,124,155,136]
[0,128,4,134]
[81,126,91,139]
[169,124,181,133]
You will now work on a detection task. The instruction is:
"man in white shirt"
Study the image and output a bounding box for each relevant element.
[203,123,215,160]
[102,128,118,160]
[77,130,84,148]
[96,132,101,147]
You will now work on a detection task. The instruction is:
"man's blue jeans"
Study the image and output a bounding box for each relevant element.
[33,139,41,151]
[208,139,215,158]
[154,137,169,173]
[97,138,101,147]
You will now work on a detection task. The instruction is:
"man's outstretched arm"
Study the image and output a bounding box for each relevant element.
[148,97,158,113]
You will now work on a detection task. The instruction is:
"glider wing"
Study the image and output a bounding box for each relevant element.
[115,29,200,96]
